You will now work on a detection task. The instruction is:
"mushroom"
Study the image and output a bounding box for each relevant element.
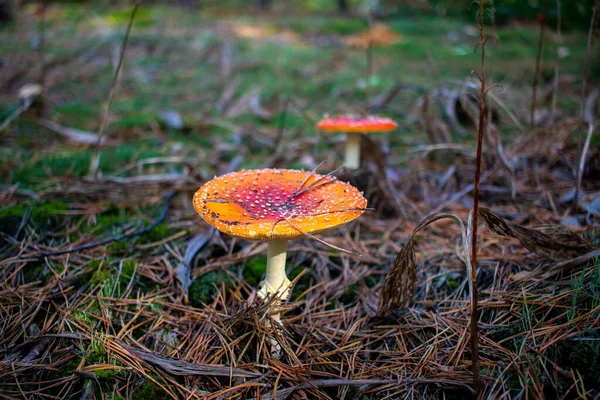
[193,168,367,320]
[316,114,398,169]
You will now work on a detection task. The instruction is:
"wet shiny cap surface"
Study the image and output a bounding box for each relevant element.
[193,168,367,240]
[316,114,398,132]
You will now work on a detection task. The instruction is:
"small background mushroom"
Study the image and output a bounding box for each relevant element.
[316,114,398,169]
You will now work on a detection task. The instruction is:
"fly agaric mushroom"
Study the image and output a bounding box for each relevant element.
[316,114,398,169]
[193,168,366,315]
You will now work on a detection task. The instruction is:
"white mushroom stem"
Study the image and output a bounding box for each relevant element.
[258,239,290,357]
[258,239,291,310]
[344,131,361,169]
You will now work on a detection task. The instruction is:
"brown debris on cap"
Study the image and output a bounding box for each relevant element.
[193,168,367,240]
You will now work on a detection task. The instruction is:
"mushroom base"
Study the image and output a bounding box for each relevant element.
[258,277,292,301]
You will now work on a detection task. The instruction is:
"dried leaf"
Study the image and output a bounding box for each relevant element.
[378,231,416,315]
[478,208,593,260]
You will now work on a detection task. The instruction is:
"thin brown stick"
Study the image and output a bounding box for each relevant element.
[530,0,548,127]
[89,1,142,177]
[469,0,486,394]
[574,1,598,209]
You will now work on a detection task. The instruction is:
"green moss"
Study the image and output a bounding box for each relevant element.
[120,260,137,286]
[0,200,68,236]
[57,358,80,375]
[73,311,94,325]
[22,264,47,282]
[94,367,127,380]
[288,266,312,301]
[91,268,112,287]
[137,223,171,244]
[242,256,267,287]
[555,332,600,393]
[132,377,168,400]
[339,284,358,305]
[54,101,97,129]
[189,270,233,307]
[447,279,459,290]
[86,340,107,364]
[105,7,156,29]
[6,143,165,188]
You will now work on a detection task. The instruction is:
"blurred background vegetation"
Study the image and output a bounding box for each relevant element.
[0,0,594,31]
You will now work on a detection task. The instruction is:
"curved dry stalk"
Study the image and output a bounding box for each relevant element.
[377,212,472,316]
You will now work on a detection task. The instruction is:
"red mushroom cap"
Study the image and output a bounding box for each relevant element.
[193,168,367,240]
[316,114,398,133]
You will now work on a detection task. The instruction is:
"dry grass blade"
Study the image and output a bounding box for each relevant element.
[479,207,594,260]
[378,212,470,316]
[89,0,141,177]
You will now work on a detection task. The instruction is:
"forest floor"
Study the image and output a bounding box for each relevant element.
[0,2,599,399]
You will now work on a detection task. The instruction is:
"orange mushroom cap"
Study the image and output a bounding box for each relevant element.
[193,168,367,240]
[316,114,398,133]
